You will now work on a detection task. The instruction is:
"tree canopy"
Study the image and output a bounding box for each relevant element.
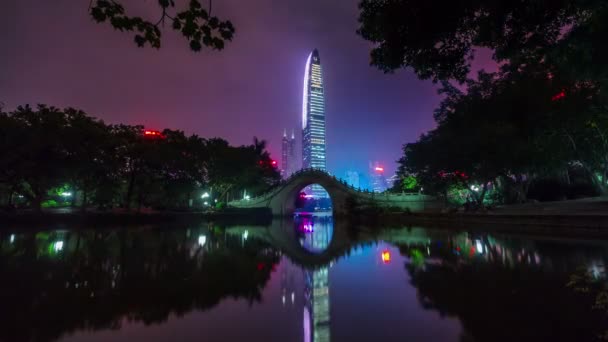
[360,1,608,205]
[0,105,280,211]
[357,0,608,84]
[90,0,235,51]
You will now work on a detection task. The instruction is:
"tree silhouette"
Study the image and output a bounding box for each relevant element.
[89,0,235,52]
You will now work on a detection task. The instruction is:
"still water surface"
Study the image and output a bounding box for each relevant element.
[1,218,607,342]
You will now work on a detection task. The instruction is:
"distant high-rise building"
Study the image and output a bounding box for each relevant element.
[302,49,327,198]
[370,161,388,193]
[344,170,360,189]
[387,174,400,190]
[281,129,297,178]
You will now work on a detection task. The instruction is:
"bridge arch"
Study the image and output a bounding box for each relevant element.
[229,169,442,216]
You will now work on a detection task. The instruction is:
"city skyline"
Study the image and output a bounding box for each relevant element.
[0,1,497,178]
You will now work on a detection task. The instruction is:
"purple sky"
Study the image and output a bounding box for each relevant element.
[0,0,495,179]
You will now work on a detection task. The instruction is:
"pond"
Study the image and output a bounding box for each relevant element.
[1,217,607,342]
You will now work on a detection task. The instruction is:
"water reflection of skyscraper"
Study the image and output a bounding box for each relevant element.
[298,217,333,342]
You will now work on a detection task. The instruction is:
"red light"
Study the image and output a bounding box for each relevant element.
[257,262,265,271]
[143,130,164,139]
[375,167,384,172]
[271,160,277,166]
[381,250,391,263]
[551,91,566,101]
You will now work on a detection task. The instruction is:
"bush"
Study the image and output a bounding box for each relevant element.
[567,182,600,199]
[41,199,59,208]
[527,179,567,202]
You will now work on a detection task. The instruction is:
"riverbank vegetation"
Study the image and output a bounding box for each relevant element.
[359,0,608,206]
[0,105,280,211]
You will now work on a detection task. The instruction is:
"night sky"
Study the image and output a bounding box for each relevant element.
[0,0,495,179]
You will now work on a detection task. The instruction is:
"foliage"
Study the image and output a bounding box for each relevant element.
[90,0,235,51]
[402,175,418,192]
[357,0,608,83]
[0,104,280,211]
[361,1,608,204]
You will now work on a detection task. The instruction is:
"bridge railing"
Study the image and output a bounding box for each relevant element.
[230,168,434,205]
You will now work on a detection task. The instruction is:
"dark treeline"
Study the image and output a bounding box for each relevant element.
[358,0,608,205]
[0,227,279,342]
[0,104,281,211]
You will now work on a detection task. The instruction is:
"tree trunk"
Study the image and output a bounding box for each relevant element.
[81,189,88,212]
[32,196,42,212]
[125,170,136,210]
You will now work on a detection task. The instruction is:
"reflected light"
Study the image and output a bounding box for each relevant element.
[381,250,391,263]
[475,240,484,254]
[54,241,64,252]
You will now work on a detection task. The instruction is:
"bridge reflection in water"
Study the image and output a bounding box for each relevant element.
[297,216,333,342]
[1,221,608,341]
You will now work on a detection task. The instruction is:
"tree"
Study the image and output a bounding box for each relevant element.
[205,137,280,204]
[2,105,72,210]
[89,0,235,52]
[357,0,607,83]
[62,108,117,211]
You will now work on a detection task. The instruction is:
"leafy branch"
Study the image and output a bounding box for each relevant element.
[89,0,235,51]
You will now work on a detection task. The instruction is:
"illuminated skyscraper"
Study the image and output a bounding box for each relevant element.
[370,161,388,193]
[302,49,327,198]
[281,129,297,177]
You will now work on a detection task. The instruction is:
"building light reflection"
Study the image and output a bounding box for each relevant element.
[381,250,391,263]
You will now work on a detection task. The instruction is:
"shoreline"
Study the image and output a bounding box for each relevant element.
[2,209,608,237]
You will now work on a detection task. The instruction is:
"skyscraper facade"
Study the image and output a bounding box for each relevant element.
[370,161,388,193]
[302,49,327,198]
[281,129,297,178]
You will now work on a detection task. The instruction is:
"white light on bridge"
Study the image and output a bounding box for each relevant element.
[61,192,72,197]
[54,241,64,252]
[243,230,249,240]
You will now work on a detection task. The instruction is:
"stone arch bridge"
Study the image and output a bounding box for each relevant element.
[229,169,442,217]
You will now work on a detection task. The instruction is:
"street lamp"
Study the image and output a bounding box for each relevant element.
[201,192,210,199]
[61,192,72,197]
